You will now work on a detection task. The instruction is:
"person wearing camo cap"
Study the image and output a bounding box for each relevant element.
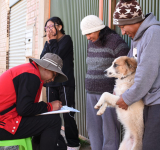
[113,0,160,149]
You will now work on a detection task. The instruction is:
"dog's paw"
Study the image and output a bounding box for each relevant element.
[96,104,107,115]
[97,110,104,115]
[94,104,100,109]
[94,97,105,109]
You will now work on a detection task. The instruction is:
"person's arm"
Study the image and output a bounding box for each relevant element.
[122,28,160,106]
[13,73,53,116]
[48,35,73,60]
[40,41,49,59]
[40,30,58,59]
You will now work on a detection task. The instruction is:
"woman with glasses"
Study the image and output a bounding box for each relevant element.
[40,17,80,150]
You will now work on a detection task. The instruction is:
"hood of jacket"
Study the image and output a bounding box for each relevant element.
[133,13,160,41]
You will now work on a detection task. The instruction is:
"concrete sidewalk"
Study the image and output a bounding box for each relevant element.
[61,130,91,150]
[0,145,91,150]
[0,130,91,150]
[0,146,18,150]
[0,146,91,150]
[80,145,91,150]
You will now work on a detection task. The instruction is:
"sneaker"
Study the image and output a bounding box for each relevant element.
[67,146,80,150]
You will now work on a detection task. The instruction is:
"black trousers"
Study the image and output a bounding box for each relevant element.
[47,86,80,147]
[143,105,160,150]
[0,114,62,150]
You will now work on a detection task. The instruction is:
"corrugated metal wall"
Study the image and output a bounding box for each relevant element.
[51,0,110,137]
[103,0,109,25]
[50,0,160,138]
[115,0,160,48]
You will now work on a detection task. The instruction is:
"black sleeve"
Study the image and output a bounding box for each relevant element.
[48,35,73,60]
[40,41,49,59]
[13,73,49,116]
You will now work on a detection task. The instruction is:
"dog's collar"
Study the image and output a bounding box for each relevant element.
[120,72,135,80]
[121,74,130,80]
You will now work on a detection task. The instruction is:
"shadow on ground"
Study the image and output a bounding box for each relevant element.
[0,130,91,150]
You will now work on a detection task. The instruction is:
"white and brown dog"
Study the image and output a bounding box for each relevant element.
[95,56,144,150]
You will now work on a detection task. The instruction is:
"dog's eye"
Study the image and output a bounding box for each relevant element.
[114,63,118,68]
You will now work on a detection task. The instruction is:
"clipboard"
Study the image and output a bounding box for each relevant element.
[39,105,80,115]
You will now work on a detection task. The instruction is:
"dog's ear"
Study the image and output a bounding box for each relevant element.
[125,57,137,73]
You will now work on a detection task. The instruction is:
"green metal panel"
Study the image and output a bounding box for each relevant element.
[136,0,160,21]
[50,0,104,138]
[115,0,160,48]
[103,0,109,25]
[50,0,160,139]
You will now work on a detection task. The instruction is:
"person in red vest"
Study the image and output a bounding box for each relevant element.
[0,53,68,150]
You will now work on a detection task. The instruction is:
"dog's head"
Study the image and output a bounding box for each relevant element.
[105,56,137,79]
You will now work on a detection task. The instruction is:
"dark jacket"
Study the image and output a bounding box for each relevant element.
[40,35,75,87]
[0,62,52,134]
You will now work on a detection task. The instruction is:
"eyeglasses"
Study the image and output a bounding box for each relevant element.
[44,24,58,31]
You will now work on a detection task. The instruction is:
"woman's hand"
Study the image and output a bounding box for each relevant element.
[50,100,62,111]
[47,30,57,43]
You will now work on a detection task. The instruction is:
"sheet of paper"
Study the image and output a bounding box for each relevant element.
[39,105,80,115]
[61,106,80,112]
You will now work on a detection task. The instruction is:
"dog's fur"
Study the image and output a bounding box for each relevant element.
[94,56,144,150]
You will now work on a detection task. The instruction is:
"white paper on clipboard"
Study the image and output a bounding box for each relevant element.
[39,106,80,115]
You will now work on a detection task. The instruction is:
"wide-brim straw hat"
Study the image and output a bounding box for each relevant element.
[29,53,68,83]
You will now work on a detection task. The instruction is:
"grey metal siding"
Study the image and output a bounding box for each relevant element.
[103,0,109,25]
[51,0,100,137]
[50,0,159,138]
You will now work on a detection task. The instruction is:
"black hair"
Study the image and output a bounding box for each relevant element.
[99,26,117,46]
[44,16,65,36]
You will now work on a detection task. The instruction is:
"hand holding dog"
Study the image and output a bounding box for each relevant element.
[116,95,128,110]
[50,100,62,111]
